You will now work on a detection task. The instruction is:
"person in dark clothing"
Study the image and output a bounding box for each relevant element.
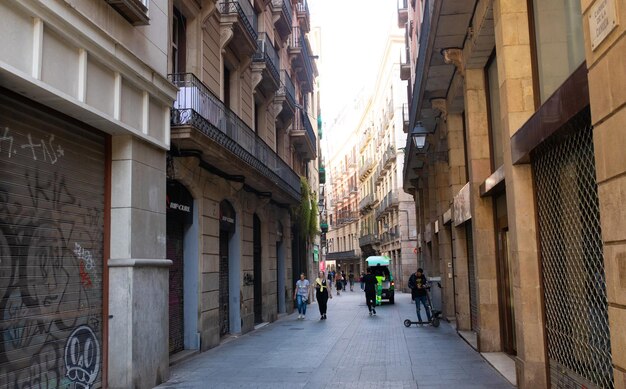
[362,267,379,316]
[315,271,332,320]
[408,268,431,324]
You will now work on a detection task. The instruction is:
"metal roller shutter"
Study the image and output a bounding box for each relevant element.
[0,91,105,388]
[466,221,479,333]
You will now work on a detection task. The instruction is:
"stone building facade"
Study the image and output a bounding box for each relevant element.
[166,0,319,365]
[0,1,176,388]
[401,0,625,387]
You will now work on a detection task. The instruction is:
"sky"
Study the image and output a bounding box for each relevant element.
[309,1,398,126]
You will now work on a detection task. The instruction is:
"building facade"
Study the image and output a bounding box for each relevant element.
[0,0,319,388]
[401,0,625,388]
[166,0,319,365]
[0,1,177,388]
[357,33,417,292]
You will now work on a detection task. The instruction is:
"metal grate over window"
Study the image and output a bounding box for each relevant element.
[533,109,613,389]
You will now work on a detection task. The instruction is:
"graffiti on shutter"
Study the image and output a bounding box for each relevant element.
[0,92,105,388]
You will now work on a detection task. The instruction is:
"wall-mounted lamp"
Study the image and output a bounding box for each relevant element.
[411,121,433,151]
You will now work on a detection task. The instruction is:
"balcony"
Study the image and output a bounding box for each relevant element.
[290,108,317,161]
[337,211,359,225]
[288,27,317,93]
[326,250,359,261]
[106,0,149,25]
[397,0,408,28]
[359,128,373,151]
[219,0,258,59]
[271,0,292,40]
[275,70,296,129]
[169,73,300,204]
[376,190,399,220]
[296,0,310,32]
[359,193,374,212]
[359,233,381,248]
[382,145,397,170]
[401,29,411,80]
[252,33,280,95]
[358,157,375,181]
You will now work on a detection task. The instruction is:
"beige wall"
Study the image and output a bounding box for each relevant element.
[582,0,626,385]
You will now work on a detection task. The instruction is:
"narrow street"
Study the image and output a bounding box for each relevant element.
[156,291,514,388]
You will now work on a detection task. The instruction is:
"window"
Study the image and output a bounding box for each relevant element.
[172,7,186,74]
[486,52,503,170]
[531,0,585,103]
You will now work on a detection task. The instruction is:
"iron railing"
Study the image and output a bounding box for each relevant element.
[326,250,359,261]
[294,108,316,152]
[278,70,296,108]
[253,33,280,84]
[358,233,380,247]
[219,0,258,41]
[288,26,315,88]
[359,157,374,179]
[169,73,300,200]
[296,0,309,19]
[272,0,292,27]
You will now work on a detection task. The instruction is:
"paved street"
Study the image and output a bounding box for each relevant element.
[156,290,514,389]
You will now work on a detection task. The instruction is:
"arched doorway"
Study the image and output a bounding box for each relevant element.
[276,221,285,314]
[166,180,198,354]
[219,200,236,336]
[253,214,263,324]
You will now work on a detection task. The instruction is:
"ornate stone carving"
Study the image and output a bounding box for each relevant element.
[442,48,465,77]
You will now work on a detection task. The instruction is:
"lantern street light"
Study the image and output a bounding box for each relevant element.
[411,121,432,151]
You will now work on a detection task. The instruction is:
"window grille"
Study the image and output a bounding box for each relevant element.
[533,109,613,389]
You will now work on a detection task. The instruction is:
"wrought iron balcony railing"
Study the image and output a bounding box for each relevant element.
[272,0,292,31]
[326,250,358,261]
[220,0,258,41]
[397,0,408,27]
[169,72,300,200]
[253,33,280,84]
[359,234,380,247]
[288,26,315,90]
[278,70,296,107]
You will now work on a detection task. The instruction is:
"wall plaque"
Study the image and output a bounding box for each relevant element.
[590,0,618,50]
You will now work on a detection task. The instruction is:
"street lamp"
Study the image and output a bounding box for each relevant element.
[411,121,432,151]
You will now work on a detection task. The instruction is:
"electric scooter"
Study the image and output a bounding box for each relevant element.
[403,309,442,328]
[404,281,442,327]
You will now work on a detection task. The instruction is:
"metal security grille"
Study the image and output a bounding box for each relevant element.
[0,91,104,388]
[166,220,185,355]
[466,222,479,332]
[533,110,613,389]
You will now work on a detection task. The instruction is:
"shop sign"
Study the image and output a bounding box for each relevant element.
[453,182,471,226]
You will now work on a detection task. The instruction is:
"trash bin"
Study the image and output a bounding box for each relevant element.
[428,276,442,311]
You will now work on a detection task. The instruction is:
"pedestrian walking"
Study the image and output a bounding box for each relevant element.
[362,267,378,316]
[408,268,432,325]
[348,271,354,291]
[328,270,333,289]
[314,271,332,320]
[360,272,365,291]
[335,270,343,296]
[293,273,310,320]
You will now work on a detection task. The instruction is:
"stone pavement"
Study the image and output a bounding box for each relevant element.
[155,290,515,388]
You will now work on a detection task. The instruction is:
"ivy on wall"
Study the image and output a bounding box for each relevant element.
[294,176,319,240]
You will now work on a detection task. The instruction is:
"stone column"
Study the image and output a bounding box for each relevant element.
[464,68,500,352]
[446,113,471,329]
[494,0,547,386]
[108,135,171,388]
[581,0,626,386]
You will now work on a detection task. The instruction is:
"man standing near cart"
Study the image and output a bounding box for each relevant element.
[408,268,432,325]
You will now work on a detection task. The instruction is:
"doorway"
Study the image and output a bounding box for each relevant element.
[219,200,237,336]
[495,194,516,355]
[253,214,263,324]
[276,222,285,314]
